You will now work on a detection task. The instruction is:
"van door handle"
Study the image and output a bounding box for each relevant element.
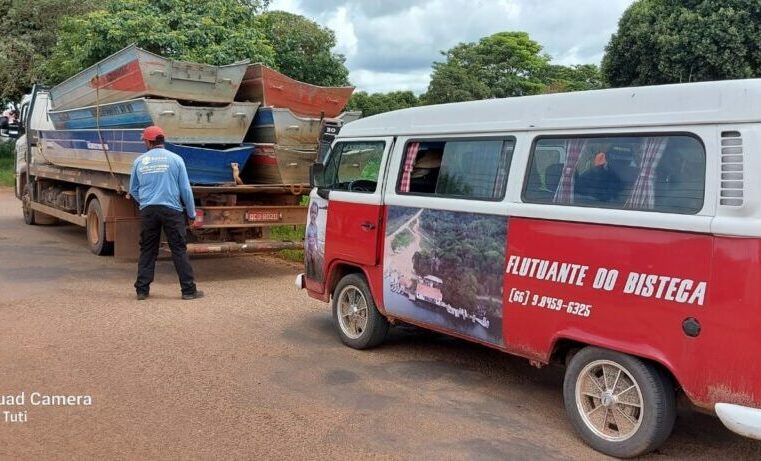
[360,221,376,230]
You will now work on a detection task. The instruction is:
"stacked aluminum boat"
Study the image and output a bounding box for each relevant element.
[40,45,358,186]
[236,64,357,185]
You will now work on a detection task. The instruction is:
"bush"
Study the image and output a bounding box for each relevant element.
[0,141,15,187]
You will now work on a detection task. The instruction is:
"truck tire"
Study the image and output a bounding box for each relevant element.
[21,183,57,226]
[563,346,676,458]
[86,198,113,256]
[332,273,388,349]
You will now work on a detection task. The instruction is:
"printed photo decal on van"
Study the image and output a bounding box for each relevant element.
[305,196,328,283]
[383,206,506,345]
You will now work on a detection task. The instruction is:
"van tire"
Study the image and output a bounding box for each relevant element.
[86,198,113,256]
[563,347,676,458]
[332,273,388,349]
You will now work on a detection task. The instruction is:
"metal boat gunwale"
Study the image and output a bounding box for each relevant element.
[48,99,261,144]
[50,43,251,110]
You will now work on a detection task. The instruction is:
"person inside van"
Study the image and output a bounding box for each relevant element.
[409,148,443,194]
[576,148,623,204]
[606,148,639,203]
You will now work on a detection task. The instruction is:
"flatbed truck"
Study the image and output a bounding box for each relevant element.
[13,85,307,259]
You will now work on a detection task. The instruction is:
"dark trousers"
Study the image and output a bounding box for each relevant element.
[134,205,196,296]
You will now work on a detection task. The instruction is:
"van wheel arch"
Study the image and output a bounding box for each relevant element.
[551,338,680,392]
[326,263,366,300]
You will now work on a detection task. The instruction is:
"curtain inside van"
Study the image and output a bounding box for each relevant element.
[626,137,668,209]
[553,139,588,204]
[399,142,420,193]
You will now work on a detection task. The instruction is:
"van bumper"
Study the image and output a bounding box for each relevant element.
[715,403,761,440]
[295,273,305,289]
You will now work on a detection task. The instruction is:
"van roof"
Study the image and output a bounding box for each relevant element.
[339,79,761,138]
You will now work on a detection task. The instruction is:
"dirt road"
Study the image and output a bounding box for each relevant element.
[0,188,758,460]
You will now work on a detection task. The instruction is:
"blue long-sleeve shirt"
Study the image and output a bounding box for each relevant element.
[129,147,196,219]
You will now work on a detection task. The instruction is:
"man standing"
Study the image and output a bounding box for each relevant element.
[129,126,203,300]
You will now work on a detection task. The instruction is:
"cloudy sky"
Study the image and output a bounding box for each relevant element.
[268,0,635,94]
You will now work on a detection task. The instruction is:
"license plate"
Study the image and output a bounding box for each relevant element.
[244,210,282,222]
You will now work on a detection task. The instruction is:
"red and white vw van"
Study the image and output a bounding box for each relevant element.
[296,79,761,458]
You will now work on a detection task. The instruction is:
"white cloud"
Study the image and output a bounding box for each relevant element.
[350,69,433,94]
[268,0,635,94]
[324,6,358,57]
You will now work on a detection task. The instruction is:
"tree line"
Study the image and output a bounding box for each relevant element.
[2,0,761,113]
[0,0,347,105]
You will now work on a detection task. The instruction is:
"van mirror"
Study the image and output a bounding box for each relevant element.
[309,163,326,188]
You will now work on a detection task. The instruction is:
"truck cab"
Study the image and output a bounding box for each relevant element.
[14,87,53,199]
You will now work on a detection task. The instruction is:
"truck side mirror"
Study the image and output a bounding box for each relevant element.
[7,123,22,139]
[310,163,331,200]
[309,163,325,188]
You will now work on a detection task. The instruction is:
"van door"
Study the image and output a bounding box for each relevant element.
[381,137,515,347]
[304,137,393,292]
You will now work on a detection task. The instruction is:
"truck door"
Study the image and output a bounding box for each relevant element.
[304,138,393,292]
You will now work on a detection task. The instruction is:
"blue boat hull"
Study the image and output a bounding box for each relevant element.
[39,129,253,185]
[166,143,253,185]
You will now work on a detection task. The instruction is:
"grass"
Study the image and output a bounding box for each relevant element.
[270,224,305,263]
[269,195,309,263]
[0,141,14,187]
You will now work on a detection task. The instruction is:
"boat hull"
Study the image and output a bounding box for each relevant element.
[236,64,353,118]
[166,143,253,185]
[246,107,324,147]
[49,45,249,110]
[38,129,252,184]
[49,99,259,144]
[243,143,315,185]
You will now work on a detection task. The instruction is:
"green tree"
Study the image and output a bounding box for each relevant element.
[258,11,349,87]
[347,91,420,116]
[424,31,550,104]
[44,0,274,85]
[542,64,606,93]
[0,0,97,105]
[602,0,761,87]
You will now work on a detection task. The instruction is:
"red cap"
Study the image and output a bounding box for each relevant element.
[142,125,165,141]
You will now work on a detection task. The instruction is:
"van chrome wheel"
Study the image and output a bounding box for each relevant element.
[332,273,389,350]
[576,359,644,442]
[336,285,368,339]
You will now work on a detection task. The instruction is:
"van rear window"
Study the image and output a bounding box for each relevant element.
[398,138,514,200]
[523,135,705,214]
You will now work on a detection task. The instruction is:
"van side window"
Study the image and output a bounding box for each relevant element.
[398,139,514,200]
[523,135,705,214]
[323,141,386,193]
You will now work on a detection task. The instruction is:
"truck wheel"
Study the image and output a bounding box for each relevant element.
[332,273,388,349]
[86,198,113,256]
[563,347,676,458]
[22,184,57,226]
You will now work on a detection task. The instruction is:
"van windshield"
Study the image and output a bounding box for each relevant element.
[323,141,386,193]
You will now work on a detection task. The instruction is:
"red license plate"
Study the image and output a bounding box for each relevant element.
[244,210,282,222]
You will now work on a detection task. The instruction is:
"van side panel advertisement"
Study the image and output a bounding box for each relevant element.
[503,217,761,409]
[382,206,507,346]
